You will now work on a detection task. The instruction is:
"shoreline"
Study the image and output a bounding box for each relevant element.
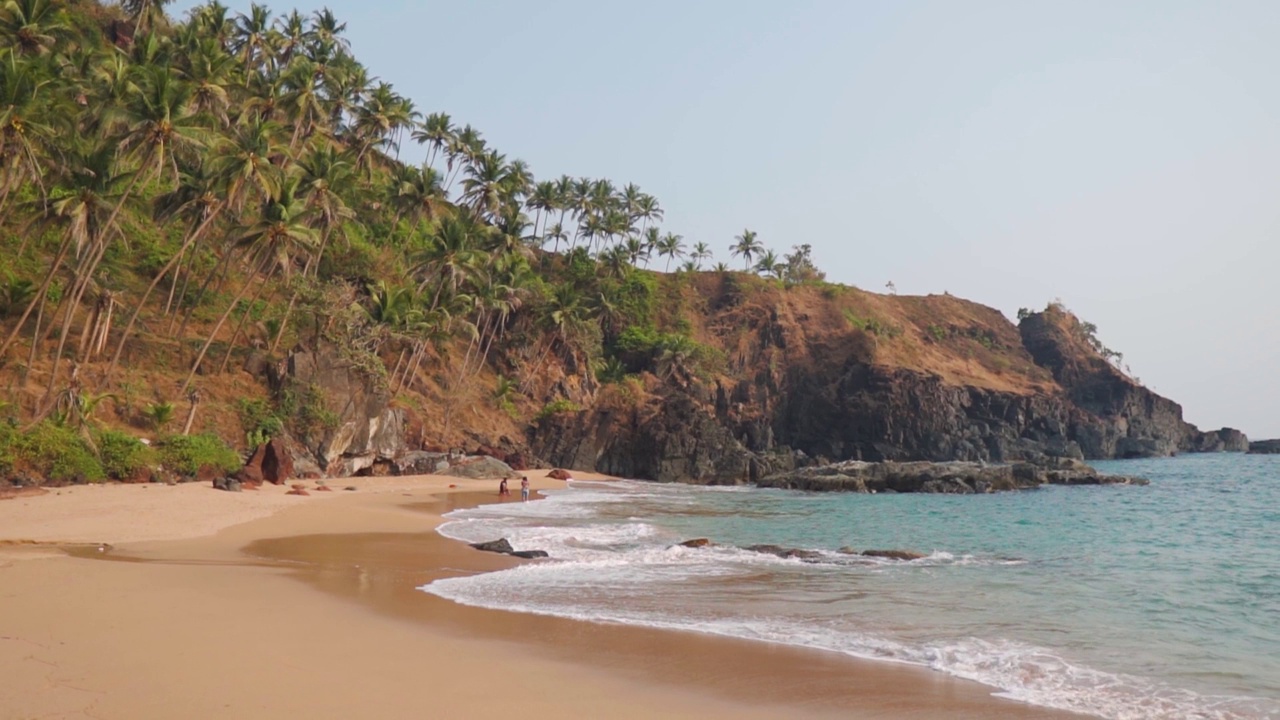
[0,472,1090,719]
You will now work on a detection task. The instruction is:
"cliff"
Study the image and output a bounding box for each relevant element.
[529,284,1244,483]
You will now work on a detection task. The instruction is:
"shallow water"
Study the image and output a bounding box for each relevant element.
[422,454,1280,720]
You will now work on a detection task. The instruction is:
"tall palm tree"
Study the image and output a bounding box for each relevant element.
[731,228,762,270]
[754,249,782,279]
[122,0,174,36]
[0,0,69,56]
[182,180,317,393]
[102,162,226,385]
[0,49,57,213]
[412,111,452,169]
[691,241,711,269]
[231,3,274,77]
[459,149,511,220]
[296,143,356,273]
[657,232,685,272]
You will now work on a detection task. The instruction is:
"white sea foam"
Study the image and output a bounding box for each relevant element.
[423,481,1280,720]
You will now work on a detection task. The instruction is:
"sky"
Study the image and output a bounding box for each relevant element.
[171,0,1280,438]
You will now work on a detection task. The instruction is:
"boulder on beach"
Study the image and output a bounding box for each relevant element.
[440,456,516,480]
[547,468,573,480]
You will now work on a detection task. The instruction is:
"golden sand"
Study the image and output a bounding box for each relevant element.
[0,471,1087,719]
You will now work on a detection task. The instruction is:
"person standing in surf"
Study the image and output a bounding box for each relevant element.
[520,476,530,502]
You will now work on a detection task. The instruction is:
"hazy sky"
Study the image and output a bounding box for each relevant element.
[171,0,1279,438]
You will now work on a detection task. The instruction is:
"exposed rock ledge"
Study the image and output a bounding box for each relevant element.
[1248,439,1280,455]
[757,459,1146,494]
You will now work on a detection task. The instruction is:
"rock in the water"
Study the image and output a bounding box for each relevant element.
[1189,427,1250,453]
[441,456,516,480]
[861,549,926,561]
[468,538,550,559]
[470,539,515,555]
[758,459,1147,494]
[1248,439,1280,454]
[678,538,712,548]
[744,544,824,561]
[547,468,573,480]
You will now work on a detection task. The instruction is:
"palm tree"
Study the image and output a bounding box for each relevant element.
[412,215,482,312]
[412,111,453,169]
[389,161,446,240]
[0,0,69,56]
[0,49,57,214]
[182,181,317,393]
[460,149,511,220]
[231,3,274,77]
[296,143,356,273]
[525,179,557,241]
[103,163,226,385]
[691,241,711,269]
[754,249,782,278]
[731,228,762,270]
[657,232,685,272]
[122,0,174,36]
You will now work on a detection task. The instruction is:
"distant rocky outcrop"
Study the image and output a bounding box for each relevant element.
[756,459,1147,494]
[1248,439,1280,455]
[529,297,1245,485]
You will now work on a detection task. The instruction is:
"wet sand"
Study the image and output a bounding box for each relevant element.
[0,473,1090,719]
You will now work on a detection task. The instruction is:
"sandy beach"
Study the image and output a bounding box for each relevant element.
[0,472,1089,720]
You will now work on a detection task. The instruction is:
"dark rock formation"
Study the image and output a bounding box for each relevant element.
[468,538,548,559]
[547,468,573,480]
[237,437,294,485]
[529,301,1243,484]
[678,538,712,548]
[510,550,550,559]
[272,343,405,477]
[858,549,927,561]
[1188,428,1250,453]
[530,391,763,484]
[758,459,1147,494]
[744,544,825,562]
[470,538,514,554]
[1248,439,1280,454]
[212,477,242,492]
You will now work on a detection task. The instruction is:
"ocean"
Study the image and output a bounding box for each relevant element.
[421,454,1280,720]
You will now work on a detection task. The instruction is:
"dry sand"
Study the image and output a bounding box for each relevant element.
[0,471,1089,719]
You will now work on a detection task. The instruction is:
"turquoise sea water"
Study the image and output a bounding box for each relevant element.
[424,454,1280,719]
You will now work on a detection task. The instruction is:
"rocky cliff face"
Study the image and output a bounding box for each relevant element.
[271,343,405,477]
[528,290,1244,483]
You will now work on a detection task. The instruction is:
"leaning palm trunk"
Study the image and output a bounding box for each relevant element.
[180,255,270,395]
[173,242,234,338]
[0,233,74,360]
[217,273,273,374]
[103,209,221,386]
[43,236,112,402]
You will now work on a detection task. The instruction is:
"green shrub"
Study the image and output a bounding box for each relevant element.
[156,434,241,477]
[144,401,175,431]
[96,429,155,480]
[3,421,105,483]
[535,399,582,422]
[927,324,947,342]
[236,397,284,439]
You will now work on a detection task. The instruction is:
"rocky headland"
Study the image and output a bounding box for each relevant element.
[756,458,1147,494]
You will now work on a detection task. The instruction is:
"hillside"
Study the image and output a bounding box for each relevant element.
[0,1,1246,486]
